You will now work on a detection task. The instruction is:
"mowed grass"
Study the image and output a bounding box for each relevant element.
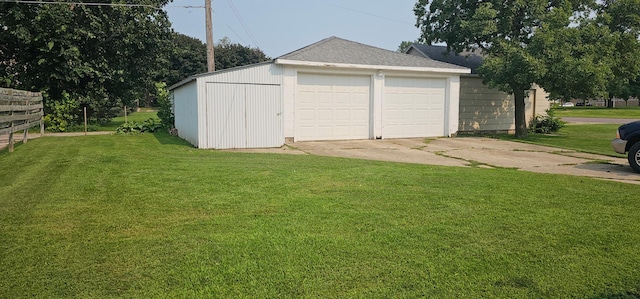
[554,106,640,119]
[2,134,640,298]
[99,111,159,131]
[502,124,624,156]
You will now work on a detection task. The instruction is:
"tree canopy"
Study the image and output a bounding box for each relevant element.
[214,37,270,71]
[166,33,208,87]
[0,1,269,131]
[1,1,172,128]
[165,35,270,86]
[414,0,640,137]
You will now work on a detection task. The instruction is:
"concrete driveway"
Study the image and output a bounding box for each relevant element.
[241,137,639,185]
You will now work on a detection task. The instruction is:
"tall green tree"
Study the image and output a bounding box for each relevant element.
[531,20,618,102]
[532,0,640,106]
[214,37,270,71]
[598,0,640,107]
[0,1,172,126]
[166,33,207,86]
[414,0,592,137]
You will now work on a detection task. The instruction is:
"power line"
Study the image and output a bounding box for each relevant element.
[223,0,260,48]
[214,11,249,45]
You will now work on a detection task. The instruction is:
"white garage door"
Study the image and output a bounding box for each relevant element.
[383,77,446,138]
[205,82,283,149]
[295,73,371,141]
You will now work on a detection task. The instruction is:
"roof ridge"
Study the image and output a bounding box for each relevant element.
[276,36,338,59]
[276,36,470,71]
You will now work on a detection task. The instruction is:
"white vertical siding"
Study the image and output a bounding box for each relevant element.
[282,66,296,139]
[172,81,199,147]
[196,63,284,86]
[372,72,384,138]
[202,82,283,149]
[191,63,285,149]
[447,75,461,136]
[206,83,246,149]
[245,84,283,148]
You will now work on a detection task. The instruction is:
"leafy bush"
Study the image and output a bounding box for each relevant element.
[529,109,565,134]
[156,82,174,129]
[43,91,80,132]
[115,118,163,134]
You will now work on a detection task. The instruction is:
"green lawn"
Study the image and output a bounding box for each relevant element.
[553,106,640,119]
[1,134,640,298]
[501,124,624,157]
[99,110,159,131]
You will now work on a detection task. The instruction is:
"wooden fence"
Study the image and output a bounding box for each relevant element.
[0,88,44,152]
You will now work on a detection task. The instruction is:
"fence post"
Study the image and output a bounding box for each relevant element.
[1,88,44,152]
[84,107,87,136]
[8,95,14,153]
[23,96,30,144]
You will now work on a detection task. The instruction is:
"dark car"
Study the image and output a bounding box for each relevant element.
[612,121,640,173]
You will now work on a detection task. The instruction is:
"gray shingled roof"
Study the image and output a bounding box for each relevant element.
[408,44,484,74]
[276,36,469,71]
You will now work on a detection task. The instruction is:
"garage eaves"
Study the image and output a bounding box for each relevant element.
[274,36,471,74]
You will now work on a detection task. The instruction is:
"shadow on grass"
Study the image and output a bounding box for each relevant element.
[152,131,194,147]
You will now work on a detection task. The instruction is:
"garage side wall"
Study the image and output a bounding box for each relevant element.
[172,81,199,147]
[459,76,549,133]
[447,75,461,137]
[459,76,515,132]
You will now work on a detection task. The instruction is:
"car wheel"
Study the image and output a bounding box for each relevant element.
[628,142,640,173]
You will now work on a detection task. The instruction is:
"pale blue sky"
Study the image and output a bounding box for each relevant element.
[164,0,422,58]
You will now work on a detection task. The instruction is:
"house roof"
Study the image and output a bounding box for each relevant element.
[168,61,273,90]
[169,38,472,90]
[275,36,469,73]
[406,44,484,74]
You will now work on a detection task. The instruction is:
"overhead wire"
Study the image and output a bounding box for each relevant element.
[214,10,249,45]
[223,0,260,48]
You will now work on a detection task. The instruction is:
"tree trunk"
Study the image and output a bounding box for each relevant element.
[514,88,528,138]
[607,97,614,108]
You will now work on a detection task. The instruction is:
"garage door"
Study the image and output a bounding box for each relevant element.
[295,73,371,141]
[383,77,446,138]
[205,82,283,149]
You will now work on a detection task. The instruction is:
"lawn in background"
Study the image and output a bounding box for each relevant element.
[1,134,640,298]
[501,123,624,157]
[554,106,640,119]
[99,110,159,131]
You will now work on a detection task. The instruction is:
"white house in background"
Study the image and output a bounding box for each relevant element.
[405,44,550,133]
[169,37,470,149]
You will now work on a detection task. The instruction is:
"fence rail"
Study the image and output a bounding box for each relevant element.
[0,88,44,152]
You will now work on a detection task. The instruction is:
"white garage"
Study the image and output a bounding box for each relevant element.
[170,37,470,149]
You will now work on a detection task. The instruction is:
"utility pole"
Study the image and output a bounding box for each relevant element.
[205,0,215,72]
